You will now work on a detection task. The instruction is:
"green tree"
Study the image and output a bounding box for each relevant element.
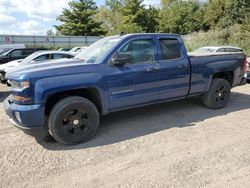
[220,0,250,28]
[95,0,123,35]
[120,0,147,33]
[204,0,250,29]
[115,0,160,33]
[55,0,107,36]
[144,6,160,33]
[203,0,225,29]
[159,0,205,34]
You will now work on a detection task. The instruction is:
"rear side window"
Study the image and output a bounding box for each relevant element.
[23,49,34,55]
[63,54,73,58]
[217,48,226,52]
[226,48,242,52]
[52,54,65,59]
[34,54,50,61]
[159,39,181,60]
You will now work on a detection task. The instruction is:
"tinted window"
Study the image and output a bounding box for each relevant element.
[159,39,181,60]
[10,50,22,57]
[65,54,73,58]
[23,49,34,55]
[227,48,242,52]
[34,54,50,61]
[52,54,65,59]
[217,48,226,52]
[120,39,154,64]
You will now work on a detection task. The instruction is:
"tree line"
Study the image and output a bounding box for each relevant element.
[53,0,250,37]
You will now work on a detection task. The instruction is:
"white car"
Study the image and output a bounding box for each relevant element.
[0,44,25,54]
[193,46,243,53]
[69,46,87,55]
[0,51,74,83]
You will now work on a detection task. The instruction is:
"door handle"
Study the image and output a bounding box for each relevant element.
[147,67,159,72]
[178,64,189,69]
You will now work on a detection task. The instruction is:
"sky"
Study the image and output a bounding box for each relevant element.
[0,0,161,36]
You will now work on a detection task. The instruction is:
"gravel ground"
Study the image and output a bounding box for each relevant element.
[0,84,250,188]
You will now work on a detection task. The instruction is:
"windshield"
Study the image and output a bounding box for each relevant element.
[21,52,41,64]
[0,50,11,56]
[74,36,122,64]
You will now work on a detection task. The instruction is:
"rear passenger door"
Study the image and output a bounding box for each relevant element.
[156,37,191,99]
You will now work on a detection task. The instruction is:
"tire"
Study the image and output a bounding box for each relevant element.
[48,96,100,145]
[202,78,231,109]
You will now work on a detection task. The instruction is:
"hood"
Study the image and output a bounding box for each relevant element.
[0,59,23,71]
[6,58,99,80]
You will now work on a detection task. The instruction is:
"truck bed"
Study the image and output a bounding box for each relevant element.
[188,52,246,95]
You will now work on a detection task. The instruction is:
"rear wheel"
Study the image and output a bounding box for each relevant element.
[48,96,99,145]
[202,78,231,109]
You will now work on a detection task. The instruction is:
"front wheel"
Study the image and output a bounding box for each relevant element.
[48,96,100,145]
[202,78,231,109]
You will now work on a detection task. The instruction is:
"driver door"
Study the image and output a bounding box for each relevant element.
[105,37,160,111]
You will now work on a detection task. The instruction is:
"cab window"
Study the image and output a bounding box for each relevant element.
[159,38,181,60]
[119,39,154,64]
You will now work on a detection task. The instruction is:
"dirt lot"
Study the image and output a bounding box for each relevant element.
[0,84,250,188]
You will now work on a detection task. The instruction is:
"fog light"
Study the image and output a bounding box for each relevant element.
[15,112,22,123]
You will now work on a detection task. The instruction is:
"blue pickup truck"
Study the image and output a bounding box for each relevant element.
[4,33,247,145]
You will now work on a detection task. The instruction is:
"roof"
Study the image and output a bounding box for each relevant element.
[124,33,180,37]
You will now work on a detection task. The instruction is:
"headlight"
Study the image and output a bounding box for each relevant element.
[10,80,30,91]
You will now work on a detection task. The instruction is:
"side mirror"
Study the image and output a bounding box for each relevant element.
[110,53,131,66]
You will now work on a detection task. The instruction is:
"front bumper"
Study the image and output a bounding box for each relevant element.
[4,96,48,138]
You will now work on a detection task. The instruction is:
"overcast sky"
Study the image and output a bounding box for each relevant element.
[0,0,160,35]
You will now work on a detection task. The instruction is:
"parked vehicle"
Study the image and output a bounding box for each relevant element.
[69,46,87,55]
[4,33,247,145]
[0,51,75,83]
[76,46,87,53]
[0,44,25,54]
[58,47,71,52]
[0,48,47,65]
[70,46,84,52]
[193,46,243,53]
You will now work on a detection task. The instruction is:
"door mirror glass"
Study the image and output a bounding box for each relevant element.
[110,53,131,66]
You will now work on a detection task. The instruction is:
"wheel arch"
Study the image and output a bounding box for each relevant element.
[45,88,103,117]
[212,71,234,86]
